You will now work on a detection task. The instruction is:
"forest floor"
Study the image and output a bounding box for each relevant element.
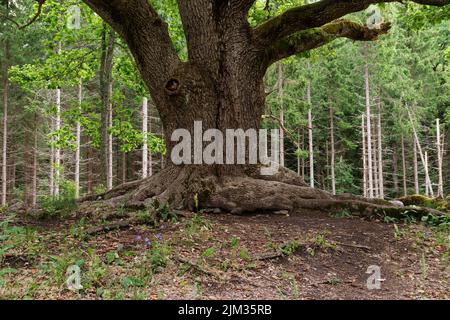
[0,205,449,300]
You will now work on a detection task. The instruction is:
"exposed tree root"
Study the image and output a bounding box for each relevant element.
[84,218,141,236]
[77,166,447,220]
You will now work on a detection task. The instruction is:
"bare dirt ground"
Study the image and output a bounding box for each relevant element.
[1,208,449,300]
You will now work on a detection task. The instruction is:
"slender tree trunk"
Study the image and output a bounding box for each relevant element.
[307,65,314,188]
[377,101,384,199]
[362,115,367,198]
[277,63,284,167]
[301,128,305,179]
[329,103,336,195]
[49,117,54,197]
[424,151,430,197]
[401,135,408,196]
[2,39,9,206]
[364,44,374,198]
[54,42,62,197]
[408,108,434,197]
[142,97,148,178]
[24,124,30,206]
[413,134,419,194]
[32,112,38,207]
[75,81,82,198]
[148,101,153,177]
[373,118,379,198]
[122,152,127,183]
[100,25,115,189]
[107,83,113,190]
[86,139,93,194]
[436,118,444,198]
[392,143,399,197]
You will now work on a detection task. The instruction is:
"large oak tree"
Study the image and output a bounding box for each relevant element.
[80,0,449,213]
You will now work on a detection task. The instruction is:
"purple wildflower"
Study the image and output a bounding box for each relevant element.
[155,233,162,240]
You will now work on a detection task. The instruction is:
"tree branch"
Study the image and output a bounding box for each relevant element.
[19,0,46,29]
[82,0,180,96]
[253,0,450,47]
[265,19,391,66]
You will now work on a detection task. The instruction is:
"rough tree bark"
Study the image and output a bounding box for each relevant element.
[79,0,449,214]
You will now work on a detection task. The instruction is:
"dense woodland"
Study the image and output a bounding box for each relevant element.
[0,1,448,208]
[0,0,449,300]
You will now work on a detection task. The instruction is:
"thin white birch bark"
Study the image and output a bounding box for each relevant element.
[142,97,148,179]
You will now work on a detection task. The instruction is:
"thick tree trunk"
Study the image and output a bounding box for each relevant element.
[78,0,430,216]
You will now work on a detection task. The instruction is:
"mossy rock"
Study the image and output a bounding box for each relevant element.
[398,195,449,213]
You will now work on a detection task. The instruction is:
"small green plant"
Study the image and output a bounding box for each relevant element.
[137,210,156,224]
[70,218,87,239]
[152,199,178,222]
[121,276,145,291]
[238,247,251,261]
[280,240,300,256]
[202,247,216,258]
[40,180,77,218]
[383,215,398,223]
[327,277,342,285]
[94,184,107,195]
[147,241,170,273]
[105,251,120,265]
[393,224,404,240]
[421,214,450,230]
[332,209,352,218]
[230,237,239,249]
[185,213,211,237]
